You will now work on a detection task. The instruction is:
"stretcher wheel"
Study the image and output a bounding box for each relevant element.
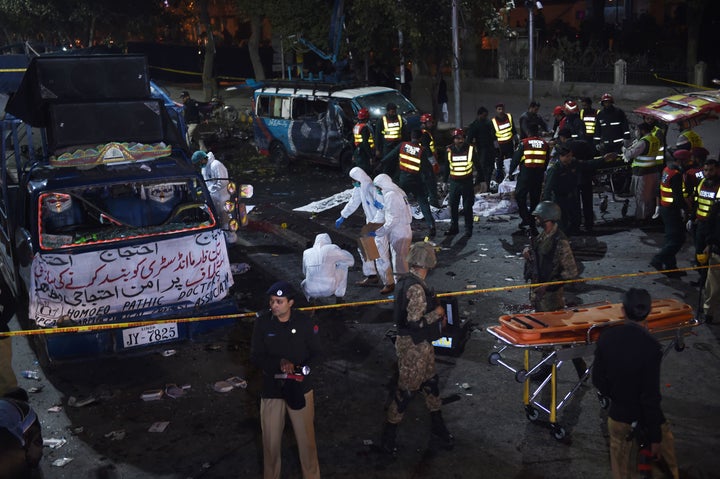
[551,424,566,440]
[525,406,539,422]
[515,369,528,383]
[488,352,501,365]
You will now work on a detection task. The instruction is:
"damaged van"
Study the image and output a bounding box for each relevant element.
[252,82,419,171]
[0,55,240,362]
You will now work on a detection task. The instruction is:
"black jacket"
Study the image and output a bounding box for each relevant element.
[250,309,322,400]
[592,321,665,443]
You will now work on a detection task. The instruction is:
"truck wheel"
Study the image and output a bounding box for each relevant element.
[270,142,289,170]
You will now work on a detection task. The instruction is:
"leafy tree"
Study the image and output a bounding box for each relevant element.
[0,0,164,47]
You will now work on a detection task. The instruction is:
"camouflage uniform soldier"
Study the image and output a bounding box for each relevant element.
[523,202,587,377]
[381,242,454,454]
[523,201,578,311]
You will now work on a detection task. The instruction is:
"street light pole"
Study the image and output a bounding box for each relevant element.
[452,0,461,128]
[527,0,534,103]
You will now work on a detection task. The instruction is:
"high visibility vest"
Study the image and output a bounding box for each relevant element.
[659,166,682,207]
[580,108,598,135]
[521,137,549,168]
[651,125,665,163]
[631,134,661,168]
[491,114,514,143]
[678,129,703,149]
[683,167,704,200]
[694,178,720,221]
[398,142,423,173]
[353,122,374,149]
[381,115,403,142]
[421,128,436,156]
[447,145,475,179]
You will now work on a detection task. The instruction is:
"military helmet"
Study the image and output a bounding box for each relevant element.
[407,241,437,269]
[420,113,433,124]
[452,128,464,138]
[357,108,369,120]
[600,93,614,103]
[532,201,561,222]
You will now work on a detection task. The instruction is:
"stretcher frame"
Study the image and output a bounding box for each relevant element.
[593,163,632,203]
[486,301,698,441]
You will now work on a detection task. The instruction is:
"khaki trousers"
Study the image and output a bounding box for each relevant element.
[260,391,320,479]
[608,417,679,479]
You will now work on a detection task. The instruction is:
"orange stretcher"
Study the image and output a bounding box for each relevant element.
[486,299,697,440]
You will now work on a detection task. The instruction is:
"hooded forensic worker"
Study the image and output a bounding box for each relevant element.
[301,233,355,301]
[336,167,393,288]
[371,174,413,293]
[192,150,232,239]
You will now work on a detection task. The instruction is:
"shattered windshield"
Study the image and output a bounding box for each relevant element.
[356,91,418,119]
[38,178,216,250]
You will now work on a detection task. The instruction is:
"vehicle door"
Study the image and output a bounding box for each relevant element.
[290,95,330,161]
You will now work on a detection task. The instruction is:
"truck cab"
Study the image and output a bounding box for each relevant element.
[1,55,239,362]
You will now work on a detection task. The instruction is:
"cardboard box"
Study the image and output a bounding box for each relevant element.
[358,223,383,261]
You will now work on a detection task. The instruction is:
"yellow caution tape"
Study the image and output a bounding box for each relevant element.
[0,264,714,338]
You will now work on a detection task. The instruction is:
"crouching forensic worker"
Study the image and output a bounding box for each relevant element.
[380,242,454,454]
[592,288,679,479]
[301,233,354,302]
[251,281,322,479]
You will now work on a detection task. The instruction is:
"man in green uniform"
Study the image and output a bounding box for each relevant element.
[464,106,495,189]
[375,102,407,177]
[380,242,453,454]
[443,129,481,238]
[508,123,549,230]
[382,130,436,237]
[352,107,375,176]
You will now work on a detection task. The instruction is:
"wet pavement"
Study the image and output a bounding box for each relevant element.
[8,78,720,478]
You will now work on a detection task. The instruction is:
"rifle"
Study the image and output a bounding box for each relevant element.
[523,228,539,283]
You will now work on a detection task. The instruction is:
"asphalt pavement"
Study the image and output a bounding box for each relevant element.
[8,76,720,478]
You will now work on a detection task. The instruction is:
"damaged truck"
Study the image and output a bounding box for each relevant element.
[0,55,240,363]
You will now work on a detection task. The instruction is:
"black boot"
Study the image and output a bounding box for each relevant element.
[430,411,454,450]
[381,422,398,454]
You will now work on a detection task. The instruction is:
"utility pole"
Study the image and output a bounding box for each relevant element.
[452,0,461,128]
[527,0,534,103]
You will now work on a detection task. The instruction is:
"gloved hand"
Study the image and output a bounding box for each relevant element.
[686,219,694,232]
[652,205,660,220]
[335,216,345,229]
[367,231,377,237]
[373,199,383,209]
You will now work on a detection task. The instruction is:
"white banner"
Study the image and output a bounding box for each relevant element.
[30,229,234,327]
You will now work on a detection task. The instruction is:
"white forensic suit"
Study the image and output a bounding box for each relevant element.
[372,174,413,281]
[301,233,355,300]
[201,152,233,240]
[339,167,393,286]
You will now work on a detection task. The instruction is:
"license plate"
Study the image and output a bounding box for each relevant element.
[122,323,178,348]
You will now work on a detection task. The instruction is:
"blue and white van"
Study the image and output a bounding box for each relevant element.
[252,83,420,171]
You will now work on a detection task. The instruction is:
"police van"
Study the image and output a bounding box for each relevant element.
[0,55,240,362]
[252,82,420,171]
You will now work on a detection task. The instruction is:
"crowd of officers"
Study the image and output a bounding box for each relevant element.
[351,95,718,322]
